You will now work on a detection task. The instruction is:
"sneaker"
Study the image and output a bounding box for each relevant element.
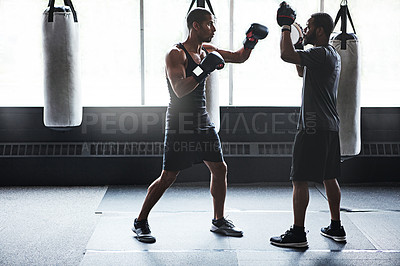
[270,227,308,248]
[132,218,156,243]
[210,217,243,237]
[320,225,346,242]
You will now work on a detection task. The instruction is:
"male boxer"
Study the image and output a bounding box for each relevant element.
[132,8,268,243]
[270,2,346,248]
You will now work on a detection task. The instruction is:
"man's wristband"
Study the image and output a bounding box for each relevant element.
[281,25,291,32]
[192,66,208,83]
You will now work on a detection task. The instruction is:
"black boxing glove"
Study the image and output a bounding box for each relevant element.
[277,1,296,26]
[192,51,225,83]
[243,23,269,49]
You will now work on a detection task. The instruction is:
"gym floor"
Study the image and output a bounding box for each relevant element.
[1,182,400,265]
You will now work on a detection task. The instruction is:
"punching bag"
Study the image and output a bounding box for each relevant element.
[330,2,361,156]
[42,0,82,128]
[205,44,220,133]
[187,0,221,133]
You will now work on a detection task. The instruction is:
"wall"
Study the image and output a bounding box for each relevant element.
[0,107,399,185]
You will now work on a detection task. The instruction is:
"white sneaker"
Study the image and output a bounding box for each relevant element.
[210,217,243,237]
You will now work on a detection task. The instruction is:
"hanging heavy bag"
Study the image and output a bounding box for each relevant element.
[42,0,82,127]
[330,1,361,156]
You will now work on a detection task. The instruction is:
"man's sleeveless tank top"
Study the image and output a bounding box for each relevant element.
[165,43,212,131]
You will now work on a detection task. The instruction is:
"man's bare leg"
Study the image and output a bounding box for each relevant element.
[320,178,346,242]
[269,180,309,247]
[292,181,309,227]
[137,170,179,221]
[323,178,341,221]
[204,161,227,220]
[204,160,243,237]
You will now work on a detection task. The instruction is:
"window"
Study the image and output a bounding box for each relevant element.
[232,0,318,106]
[0,0,141,107]
[0,0,399,107]
[143,0,189,106]
[324,0,400,107]
[79,0,141,106]
[0,0,45,106]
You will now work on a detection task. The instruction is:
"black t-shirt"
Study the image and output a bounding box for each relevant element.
[297,45,341,132]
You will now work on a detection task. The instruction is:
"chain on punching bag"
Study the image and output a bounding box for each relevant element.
[43,0,82,128]
[186,0,221,133]
[330,1,361,156]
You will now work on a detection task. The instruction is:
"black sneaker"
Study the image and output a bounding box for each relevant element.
[270,227,308,248]
[210,217,243,237]
[320,225,346,242]
[132,218,156,243]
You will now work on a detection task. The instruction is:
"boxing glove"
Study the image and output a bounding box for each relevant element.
[243,23,269,49]
[192,51,225,83]
[277,1,296,26]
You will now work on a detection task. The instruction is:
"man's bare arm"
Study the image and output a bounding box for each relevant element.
[280,31,302,65]
[296,65,304,77]
[203,44,251,64]
[165,48,199,98]
[280,30,303,77]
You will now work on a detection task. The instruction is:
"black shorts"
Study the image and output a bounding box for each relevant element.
[162,128,224,171]
[290,130,341,183]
